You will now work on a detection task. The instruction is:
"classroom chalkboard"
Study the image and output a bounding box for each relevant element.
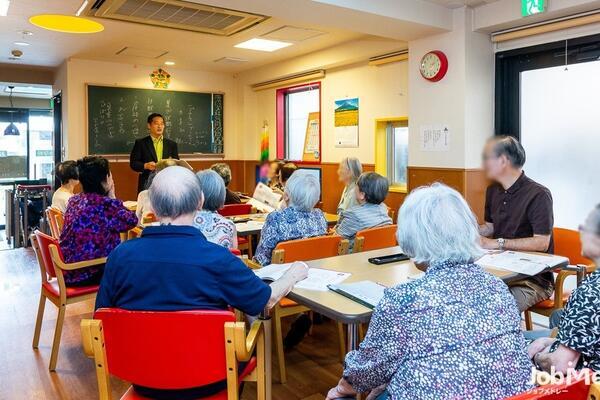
[87,85,224,155]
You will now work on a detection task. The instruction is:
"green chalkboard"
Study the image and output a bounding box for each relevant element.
[87,85,224,155]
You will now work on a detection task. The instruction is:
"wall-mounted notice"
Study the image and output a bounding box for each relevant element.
[334,97,359,148]
[420,124,450,152]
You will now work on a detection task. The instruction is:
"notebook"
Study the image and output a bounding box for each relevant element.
[476,251,568,276]
[327,281,388,309]
[254,263,351,291]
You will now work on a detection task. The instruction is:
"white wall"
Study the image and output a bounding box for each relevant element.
[60,58,237,160]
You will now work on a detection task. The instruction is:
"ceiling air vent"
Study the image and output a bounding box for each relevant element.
[82,0,268,36]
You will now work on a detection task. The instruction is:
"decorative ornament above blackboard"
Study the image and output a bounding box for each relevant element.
[150,68,171,89]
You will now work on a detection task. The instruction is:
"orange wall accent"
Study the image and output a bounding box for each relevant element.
[109,160,487,221]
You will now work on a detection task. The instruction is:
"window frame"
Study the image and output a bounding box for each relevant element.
[374,117,409,193]
[275,81,321,164]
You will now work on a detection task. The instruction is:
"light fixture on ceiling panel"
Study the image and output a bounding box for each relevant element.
[14,41,30,46]
[4,86,20,136]
[29,14,104,33]
[234,38,292,52]
[0,0,10,17]
[76,0,89,17]
[164,61,175,66]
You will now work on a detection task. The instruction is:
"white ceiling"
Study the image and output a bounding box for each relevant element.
[424,0,501,8]
[0,0,370,72]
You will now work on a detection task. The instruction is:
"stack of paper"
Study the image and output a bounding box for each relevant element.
[254,263,351,291]
[248,183,282,213]
[235,220,264,233]
[476,251,568,276]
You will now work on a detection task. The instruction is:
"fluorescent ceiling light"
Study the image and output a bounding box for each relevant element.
[4,85,52,96]
[0,0,10,17]
[234,38,292,52]
[76,0,88,17]
[14,41,30,46]
[164,61,175,66]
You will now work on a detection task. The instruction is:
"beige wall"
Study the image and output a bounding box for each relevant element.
[236,59,409,164]
[59,58,238,160]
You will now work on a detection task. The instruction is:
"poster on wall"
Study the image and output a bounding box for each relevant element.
[334,97,359,148]
[420,124,450,152]
[303,112,321,162]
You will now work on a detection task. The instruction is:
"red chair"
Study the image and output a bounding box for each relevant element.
[505,369,599,399]
[81,308,269,400]
[218,204,252,217]
[218,204,254,257]
[30,230,105,371]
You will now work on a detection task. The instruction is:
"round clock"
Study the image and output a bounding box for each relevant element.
[419,50,448,82]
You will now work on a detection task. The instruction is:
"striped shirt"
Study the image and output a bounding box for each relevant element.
[335,203,392,249]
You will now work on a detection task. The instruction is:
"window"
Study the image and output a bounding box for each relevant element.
[375,118,409,192]
[276,82,321,162]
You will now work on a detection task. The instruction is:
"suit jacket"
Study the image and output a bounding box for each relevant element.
[130,135,179,193]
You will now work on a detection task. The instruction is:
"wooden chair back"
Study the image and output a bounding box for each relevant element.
[272,235,349,264]
[219,204,252,217]
[354,224,398,253]
[33,230,62,279]
[142,212,157,224]
[46,207,64,239]
[553,227,594,266]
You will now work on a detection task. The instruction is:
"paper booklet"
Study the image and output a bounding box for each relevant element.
[476,251,568,276]
[248,183,282,213]
[328,281,388,309]
[254,263,351,291]
[235,220,265,234]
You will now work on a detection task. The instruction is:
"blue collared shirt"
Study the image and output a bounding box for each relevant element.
[95,225,271,316]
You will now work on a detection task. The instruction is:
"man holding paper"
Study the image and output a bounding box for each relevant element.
[479,136,554,312]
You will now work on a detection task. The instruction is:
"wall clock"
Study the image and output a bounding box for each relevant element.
[419,50,448,82]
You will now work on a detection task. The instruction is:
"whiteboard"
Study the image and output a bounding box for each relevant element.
[521,61,600,229]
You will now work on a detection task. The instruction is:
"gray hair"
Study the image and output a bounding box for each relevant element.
[210,163,232,187]
[285,170,320,211]
[196,169,226,212]
[149,166,203,219]
[357,172,389,204]
[397,183,483,265]
[342,157,362,182]
[490,136,526,168]
[583,204,600,235]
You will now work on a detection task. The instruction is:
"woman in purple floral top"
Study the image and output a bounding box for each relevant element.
[60,156,138,286]
[327,183,533,400]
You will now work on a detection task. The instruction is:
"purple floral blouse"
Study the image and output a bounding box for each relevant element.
[59,193,138,285]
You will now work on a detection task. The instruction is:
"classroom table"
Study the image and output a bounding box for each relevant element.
[231,212,339,237]
[286,246,568,352]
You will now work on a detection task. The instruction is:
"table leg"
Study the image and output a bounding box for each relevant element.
[347,323,359,352]
[260,307,272,400]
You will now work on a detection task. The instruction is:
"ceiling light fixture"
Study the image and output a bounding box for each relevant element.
[164,61,175,66]
[234,38,292,52]
[29,14,104,34]
[75,0,88,17]
[18,30,33,36]
[14,41,30,46]
[4,86,20,136]
[0,0,10,17]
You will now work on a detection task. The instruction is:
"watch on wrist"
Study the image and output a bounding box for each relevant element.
[497,238,505,250]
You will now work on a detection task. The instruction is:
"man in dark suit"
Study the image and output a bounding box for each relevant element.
[130,113,179,193]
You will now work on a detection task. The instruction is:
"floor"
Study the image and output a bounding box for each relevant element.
[0,248,343,400]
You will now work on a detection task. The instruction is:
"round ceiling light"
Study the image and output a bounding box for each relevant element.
[29,14,104,34]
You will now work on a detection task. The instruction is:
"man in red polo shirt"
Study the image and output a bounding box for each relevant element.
[479,136,554,312]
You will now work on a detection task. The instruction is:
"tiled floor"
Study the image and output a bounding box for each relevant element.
[0,248,343,400]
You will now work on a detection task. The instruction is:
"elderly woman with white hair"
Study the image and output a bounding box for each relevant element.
[193,169,237,249]
[337,157,362,214]
[327,183,533,400]
[253,170,327,266]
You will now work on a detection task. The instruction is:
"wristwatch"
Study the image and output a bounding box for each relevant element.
[497,238,506,250]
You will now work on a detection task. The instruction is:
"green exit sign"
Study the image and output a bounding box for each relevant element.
[522,0,545,17]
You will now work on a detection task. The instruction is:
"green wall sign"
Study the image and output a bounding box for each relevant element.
[522,0,545,17]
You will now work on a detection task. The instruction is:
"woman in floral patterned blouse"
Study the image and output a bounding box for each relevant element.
[253,170,327,265]
[60,156,138,286]
[327,183,533,400]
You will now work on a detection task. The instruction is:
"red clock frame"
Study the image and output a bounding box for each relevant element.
[420,50,448,82]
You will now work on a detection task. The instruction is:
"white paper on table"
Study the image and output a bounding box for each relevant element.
[475,251,567,276]
[246,198,275,213]
[254,263,351,291]
[235,220,264,233]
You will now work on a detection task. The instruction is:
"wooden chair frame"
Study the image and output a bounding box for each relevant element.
[353,224,397,253]
[30,233,106,371]
[270,237,349,383]
[81,318,269,400]
[525,263,596,330]
[45,207,64,239]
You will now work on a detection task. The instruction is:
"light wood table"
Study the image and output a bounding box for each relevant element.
[231,212,339,237]
[286,246,567,352]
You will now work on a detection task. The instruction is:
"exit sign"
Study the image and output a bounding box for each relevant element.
[522,0,545,17]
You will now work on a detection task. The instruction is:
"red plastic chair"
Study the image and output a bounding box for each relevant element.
[81,308,268,400]
[505,369,599,399]
[218,204,252,217]
[30,230,105,371]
